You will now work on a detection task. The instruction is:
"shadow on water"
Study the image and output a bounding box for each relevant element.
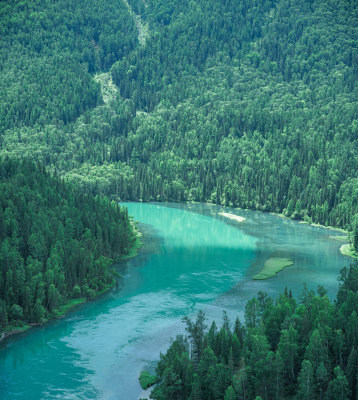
[162,202,349,301]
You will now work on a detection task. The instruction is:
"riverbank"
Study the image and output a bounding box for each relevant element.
[0,283,117,343]
[305,221,348,234]
[1,202,350,399]
[340,244,358,259]
[121,220,143,260]
[186,200,349,235]
[270,212,349,235]
[0,226,143,343]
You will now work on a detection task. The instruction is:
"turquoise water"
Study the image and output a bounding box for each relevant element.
[0,203,350,399]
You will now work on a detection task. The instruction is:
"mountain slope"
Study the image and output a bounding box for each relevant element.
[0,158,136,331]
[0,0,357,229]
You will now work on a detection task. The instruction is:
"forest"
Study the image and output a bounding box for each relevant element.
[0,158,135,331]
[1,0,357,231]
[0,0,357,396]
[148,265,358,400]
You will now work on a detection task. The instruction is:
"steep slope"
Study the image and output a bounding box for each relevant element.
[0,0,137,132]
[1,0,357,229]
[0,158,136,331]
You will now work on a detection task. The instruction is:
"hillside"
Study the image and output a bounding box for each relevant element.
[0,158,136,332]
[0,0,357,229]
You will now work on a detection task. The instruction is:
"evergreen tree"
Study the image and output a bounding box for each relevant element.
[315,362,329,400]
[0,159,135,329]
[346,348,358,399]
[352,215,358,251]
[277,325,299,383]
[326,366,350,400]
[297,360,315,400]
[149,268,358,399]
[183,310,207,367]
[224,386,236,400]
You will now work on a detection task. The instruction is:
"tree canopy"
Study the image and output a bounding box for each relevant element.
[1,0,357,230]
[0,158,135,330]
[150,265,358,400]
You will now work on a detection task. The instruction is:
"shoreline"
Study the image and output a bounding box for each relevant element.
[0,227,143,343]
[136,200,349,236]
[121,220,143,260]
[340,243,358,259]
[165,200,349,235]
[0,284,116,344]
[270,212,348,234]
[307,222,348,234]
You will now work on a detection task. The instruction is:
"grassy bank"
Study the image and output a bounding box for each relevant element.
[340,244,358,259]
[0,283,116,342]
[253,257,293,280]
[310,223,348,234]
[329,235,349,242]
[119,230,143,261]
[1,227,143,342]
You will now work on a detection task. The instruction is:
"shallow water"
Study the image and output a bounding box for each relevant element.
[0,203,350,399]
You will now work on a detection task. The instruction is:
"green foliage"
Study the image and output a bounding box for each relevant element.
[9,304,24,322]
[149,264,358,400]
[0,0,137,132]
[0,0,357,234]
[326,366,351,400]
[224,385,236,400]
[139,370,158,389]
[72,285,81,299]
[253,257,293,280]
[183,310,207,367]
[352,215,358,251]
[297,360,315,400]
[0,158,135,328]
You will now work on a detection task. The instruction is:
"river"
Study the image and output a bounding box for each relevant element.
[0,203,349,399]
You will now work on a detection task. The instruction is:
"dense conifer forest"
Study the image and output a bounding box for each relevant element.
[1,0,357,231]
[0,158,135,332]
[0,0,357,396]
[0,0,137,130]
[148,265,358,400]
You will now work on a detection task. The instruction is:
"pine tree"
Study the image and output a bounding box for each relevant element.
[326,366,350,400]
[224,386,236,400]
[297,360,315,400]
[315,362,328,400]
[346,348,358,400]
[277,325,299,383]
[352,214,358,251]
[183,310,207,367]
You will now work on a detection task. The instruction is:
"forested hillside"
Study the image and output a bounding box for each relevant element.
[1,0,357,230]
[0,159,135,331]
[149,265,358,400]
[0,0,137,131]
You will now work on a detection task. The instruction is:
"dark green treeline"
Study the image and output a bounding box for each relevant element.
[1,0,358,230]
[150,265,358,400]
[0,159,135,330]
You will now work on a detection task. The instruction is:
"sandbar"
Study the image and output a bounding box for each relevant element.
[253,257,293,280]
[218,212,245,222]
